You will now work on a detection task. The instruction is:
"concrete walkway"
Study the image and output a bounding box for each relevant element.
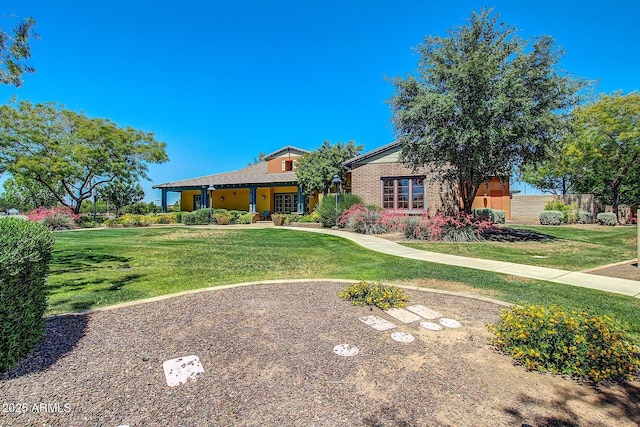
[273,225,640,298]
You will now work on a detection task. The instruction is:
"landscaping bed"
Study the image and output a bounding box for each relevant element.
[2,281,637,426]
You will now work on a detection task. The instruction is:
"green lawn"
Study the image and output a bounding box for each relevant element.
[48,227,640,341]
[403,224,638,271]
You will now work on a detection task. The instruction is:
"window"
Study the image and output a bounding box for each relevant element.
[193,194,202,210]
[282,160,296,172]
[274,193,299,213]
[380,177,425,210]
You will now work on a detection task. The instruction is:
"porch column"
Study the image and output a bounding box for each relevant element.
[297,186,304,213]
[161,188,168,213]
[249,186,257,213]
[200,187,207,209]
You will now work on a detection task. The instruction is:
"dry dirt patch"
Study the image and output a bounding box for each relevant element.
[1,282,638,426]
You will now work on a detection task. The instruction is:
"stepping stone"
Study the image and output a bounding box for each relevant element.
[407,305,443,320]
[163,355,204,387]
[384,308,422,324]
[391,331,415,343]
[439,318,462,328]
[359,315,396,331]
[333,344,359,357]
[420,321,443,331]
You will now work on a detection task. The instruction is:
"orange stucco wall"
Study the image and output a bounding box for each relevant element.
[266,154,302,174]
[471,178,511,219]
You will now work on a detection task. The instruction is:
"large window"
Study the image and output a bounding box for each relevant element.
[274,193,299,214]
[380,177,425,210]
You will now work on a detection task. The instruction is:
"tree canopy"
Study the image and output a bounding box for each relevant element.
[389,8,585,213]
[0,175,59,213]
[0,100,168,214]
[295,140,362,195]
[567,92,640,220]
[0,17,38,87]
[96,179,145,217]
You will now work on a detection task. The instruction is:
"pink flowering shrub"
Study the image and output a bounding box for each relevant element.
[338,204,387,234]
[404,212,494,242]
[27,206,78,230]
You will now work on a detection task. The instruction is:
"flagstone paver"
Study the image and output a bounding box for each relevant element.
[384,307,422,323]
[162,355,204,387]
[439,318,462,328]
[359,315,396,331]
[407,304,443,320]
[420,321,443,331]
[333,344,359,357]
[391,331,415,343]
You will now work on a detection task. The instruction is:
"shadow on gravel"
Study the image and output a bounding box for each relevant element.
[0,314,88,380]
[483,227,556,242]
[505,379,640,427]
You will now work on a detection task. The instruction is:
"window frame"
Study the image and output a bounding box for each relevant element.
[380,176,426,210]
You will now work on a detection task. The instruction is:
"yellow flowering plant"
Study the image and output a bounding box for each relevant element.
[339,281,409,310]
[487,304,639,382]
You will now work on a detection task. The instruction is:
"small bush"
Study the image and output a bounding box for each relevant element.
[0,218,55,372]
[233,212,255,224]
[488,305,639,382]
[193,208,213,225]
[338,204,387,235]
[493,210,506,224]
[316,193,364,227]
[596,212,617,226]
[182,212,196,225]
[117,214,153,227]
[539,210,564,226]
[339,281,409,310]
[27,206,79,230]
[175,212,184,223]
[473,208,495,222]
[152,213,178,224]
[576,211,592,224]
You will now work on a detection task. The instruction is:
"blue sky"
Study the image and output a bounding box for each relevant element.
[1,0,638,203]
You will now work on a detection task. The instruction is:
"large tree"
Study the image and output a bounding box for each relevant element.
[0,100,168,214]
[295,140,362,195]
[568,92,640,221]
[1,17,38,86]
[96,179,145,217]
[0,175,59,212]
[389,8,585,213]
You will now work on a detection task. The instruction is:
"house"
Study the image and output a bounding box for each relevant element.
[153,146,318,215]
[344,141,511,218]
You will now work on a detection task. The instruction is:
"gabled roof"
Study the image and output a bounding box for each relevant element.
[152,161,298,189]
[343,141,401,167]
[263,145,309,160]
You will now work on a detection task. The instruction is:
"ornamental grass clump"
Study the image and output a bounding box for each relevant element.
[339,281,409,310]
[488,304,639,382]
[338,204,387,235]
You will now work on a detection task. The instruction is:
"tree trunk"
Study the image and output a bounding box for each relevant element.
[611,185,620,224]
[459,179,479,215]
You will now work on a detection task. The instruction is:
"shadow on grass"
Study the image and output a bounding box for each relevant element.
[50,251,132,274]
[483,227,557,242]
[0,314,88,380]
[504,379,640,427]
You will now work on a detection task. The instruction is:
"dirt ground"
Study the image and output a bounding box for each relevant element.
[1,281,638,427]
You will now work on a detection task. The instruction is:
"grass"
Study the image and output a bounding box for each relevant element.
[46,227,640,341]
[402,224,638,271]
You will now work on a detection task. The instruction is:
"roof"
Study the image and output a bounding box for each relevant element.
[152,161,298,189]
[343,141,401,167]
[263,145,309,160]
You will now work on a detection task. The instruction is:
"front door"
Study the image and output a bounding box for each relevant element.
[274,193,298,214]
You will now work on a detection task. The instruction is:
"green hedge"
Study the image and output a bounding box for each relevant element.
[539,210,564,225]
[596,212,617,226]
[0,218,55,372]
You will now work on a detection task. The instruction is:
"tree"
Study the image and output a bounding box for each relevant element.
[520,138,575,195]
[95,180,145,217]
[568,92,640,221]
[295,140,362,195]
[389,8,585,213]
[0,101,168,214]
[1,17,38,86]
[0,175,59,212]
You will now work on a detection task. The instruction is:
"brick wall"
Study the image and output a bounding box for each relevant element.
[350,162,450,211]
[510,195,554,223]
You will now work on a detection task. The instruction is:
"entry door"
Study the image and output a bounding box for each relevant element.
[274,193,298,213]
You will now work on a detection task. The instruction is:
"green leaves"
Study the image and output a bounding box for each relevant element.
[0,16,38,87]
[389,8,584,212]
[0,100,168,214]
[295,140,362,195]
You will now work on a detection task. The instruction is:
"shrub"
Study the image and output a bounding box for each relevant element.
[488,305,639,382]
[539,210,564,225]
[473,208,495,222]
[175,212,184,223]
[338,204,387,235]
[233,212,255,224]
[0,219,55,372]
[543,199,579,224]
[576,211,592,224]
[287,211,321,223]
[596,212,617,226]
[182,212,196,225]
[316,193,364,227]
[152,213,178,224]
[27,206,79,230]
[75,215,107,228]
[193,208,213,225]
[404,212,492,242]
[493,210,506,224]
[339,281,409,310]
[117,213,153,227]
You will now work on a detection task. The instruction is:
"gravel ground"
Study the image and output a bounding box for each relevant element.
[1,281,638,427]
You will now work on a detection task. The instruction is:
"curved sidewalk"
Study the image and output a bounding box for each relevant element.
[278,225,640,298]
